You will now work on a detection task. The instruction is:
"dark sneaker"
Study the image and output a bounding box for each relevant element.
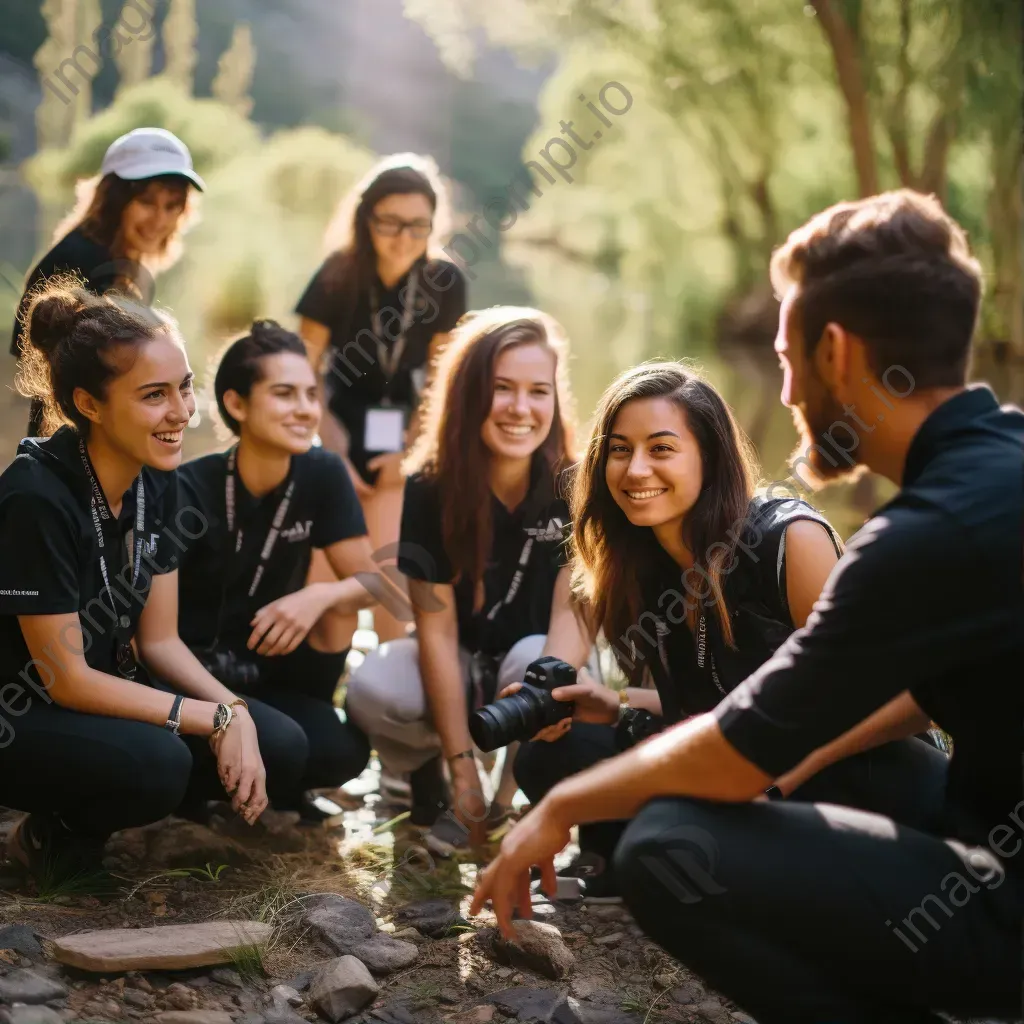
[7,813,107,885]
[423,801,512,859]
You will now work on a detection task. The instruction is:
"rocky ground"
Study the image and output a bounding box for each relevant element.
[0,759,749,1024]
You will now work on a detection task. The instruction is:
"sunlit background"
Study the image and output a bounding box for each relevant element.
[1,0,1021,540]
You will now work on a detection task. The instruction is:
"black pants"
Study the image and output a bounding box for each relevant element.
[240,643,370,800]
[0,683,308,840]
[514,725,950,863]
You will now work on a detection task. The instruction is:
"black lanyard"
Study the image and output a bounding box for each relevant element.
[224,446,296,599]
[368,267,420,403]
[78,438,144,679]
[485,531,535,623]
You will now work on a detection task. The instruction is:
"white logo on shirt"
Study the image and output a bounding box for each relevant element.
[526,517,567,543]
[279,519,313,544]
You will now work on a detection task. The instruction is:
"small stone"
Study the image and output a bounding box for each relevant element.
[152,1013,235,1024]
[165,981,196,1010]
[392,899,467,939]
[579,924,594,935]
[285,971,312,993]
[485,988,564,1020]
[270,984,303,1008]
[305,896,377,954]
[478,920,575,980]
[52,922,272,973]
[465,975,485,995]
[0,927,42,959]
[126,973,153,993]
[653,974,675,991]
[730,1014,759,1024]
[0,970,68,1005]
[348,936,418,975]
[670,985,697,1005]
[210,968,244,989]
[592,931,623,946]
[185,976,210,989]
[79,997,123,1019]
[436,989,460,1005]
[695,998,731,1023]
[389,928,425,945]
[260,1007,308,1024]
[588,906,625,921]
[3,1007,65,1024]
[368,1003,421,1024]
[462,1009,494,1024]
[494,968,512,979]
[124,989,155,1008]
[307,956,379,1023]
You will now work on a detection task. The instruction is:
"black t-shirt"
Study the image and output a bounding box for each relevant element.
[398,466,571,657]
[176,446,367,654]
[294,255,466,468]
[715,387,1024,850]
[10,228,147,357]
[635,497,841,723]
[0,428,178,687]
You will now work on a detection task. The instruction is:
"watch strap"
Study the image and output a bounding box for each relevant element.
[165,694,185,735]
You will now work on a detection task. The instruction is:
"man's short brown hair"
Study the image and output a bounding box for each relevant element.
[770,189,983,389]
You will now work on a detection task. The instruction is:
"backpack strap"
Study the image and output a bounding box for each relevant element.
[743,495,844,626]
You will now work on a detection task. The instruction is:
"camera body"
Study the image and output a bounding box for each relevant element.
[469,655,576,752]
[198,649,260,690]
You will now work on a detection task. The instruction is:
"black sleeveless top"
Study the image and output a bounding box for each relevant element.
[635,496,842,724]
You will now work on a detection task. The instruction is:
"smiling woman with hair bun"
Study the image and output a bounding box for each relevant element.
[0,280,307,885]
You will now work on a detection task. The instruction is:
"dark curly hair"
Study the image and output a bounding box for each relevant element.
[16,273,180,436]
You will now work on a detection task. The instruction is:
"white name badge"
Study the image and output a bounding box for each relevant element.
[364,407,405,453]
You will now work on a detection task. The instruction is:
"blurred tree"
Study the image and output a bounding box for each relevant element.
[34,0,79,149]
[211,22,255,118]
[113,0,155,95]
[162,0,197,94]
[74,0,102,126]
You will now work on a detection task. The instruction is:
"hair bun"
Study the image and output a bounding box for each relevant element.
[26,285,87,359]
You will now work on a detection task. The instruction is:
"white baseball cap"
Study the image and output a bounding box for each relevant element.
[100,127,205,191]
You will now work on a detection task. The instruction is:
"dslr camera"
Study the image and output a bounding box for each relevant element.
[469,656,576,752]
[198,649,260,690]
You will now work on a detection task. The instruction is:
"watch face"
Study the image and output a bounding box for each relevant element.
[213,705,226,731]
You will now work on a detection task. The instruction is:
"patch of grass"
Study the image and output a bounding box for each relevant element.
[31,863,115,904]
[228,940,267,984]
[171,862,231,883]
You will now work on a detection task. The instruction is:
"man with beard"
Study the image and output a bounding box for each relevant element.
[470,190,1023,1024]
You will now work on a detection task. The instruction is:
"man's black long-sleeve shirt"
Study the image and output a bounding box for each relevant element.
[715,386,1024,851]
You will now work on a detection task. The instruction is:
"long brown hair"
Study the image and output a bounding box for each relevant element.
[405,306,577,600]
[571,362,759,682]
[52,172,198,281]
[319,153,452,313]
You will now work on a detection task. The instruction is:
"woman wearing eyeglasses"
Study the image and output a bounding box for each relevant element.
[296,154,467,643]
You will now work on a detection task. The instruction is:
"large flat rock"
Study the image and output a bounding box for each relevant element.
[51,921,273,972]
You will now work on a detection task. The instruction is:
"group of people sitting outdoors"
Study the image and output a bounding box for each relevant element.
[0,127,1019,1024]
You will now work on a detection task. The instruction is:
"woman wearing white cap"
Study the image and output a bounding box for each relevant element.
[11,127,204,436]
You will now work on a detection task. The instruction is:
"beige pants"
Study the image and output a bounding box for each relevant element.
[346,633,570,776]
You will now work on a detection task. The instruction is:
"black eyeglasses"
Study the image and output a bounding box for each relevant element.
[370,214,432,239]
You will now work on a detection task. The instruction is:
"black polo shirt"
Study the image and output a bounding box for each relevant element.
[398,467,571,657]
[176,446,367,654]
[639,496,841,723]
[294,255,466,475]
[0,428,178,688]
[715,386,1024,850]
[10,228,148,357]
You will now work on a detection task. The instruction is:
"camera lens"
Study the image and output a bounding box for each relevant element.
[469,684,572,752]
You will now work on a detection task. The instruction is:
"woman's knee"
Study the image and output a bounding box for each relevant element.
[126,731,195,819]
[345,639,425,727]
[249,703,310,789]
[497,635,547,688]
[308,717,371,787]
[513,736,568,799]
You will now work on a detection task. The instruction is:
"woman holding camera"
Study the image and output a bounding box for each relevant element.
[0,282,305,881]
[176,321,378,822]
[11,128,202,437]
[512,363,949,898]
[297,154,467,643]
[344,307,592,856]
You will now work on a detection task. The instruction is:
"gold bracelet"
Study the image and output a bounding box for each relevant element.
[228,698,249,713]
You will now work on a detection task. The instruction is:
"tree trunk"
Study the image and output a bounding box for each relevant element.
[810,0,879,197]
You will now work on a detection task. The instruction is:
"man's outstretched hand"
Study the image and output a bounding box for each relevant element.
[469,797,572,938]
